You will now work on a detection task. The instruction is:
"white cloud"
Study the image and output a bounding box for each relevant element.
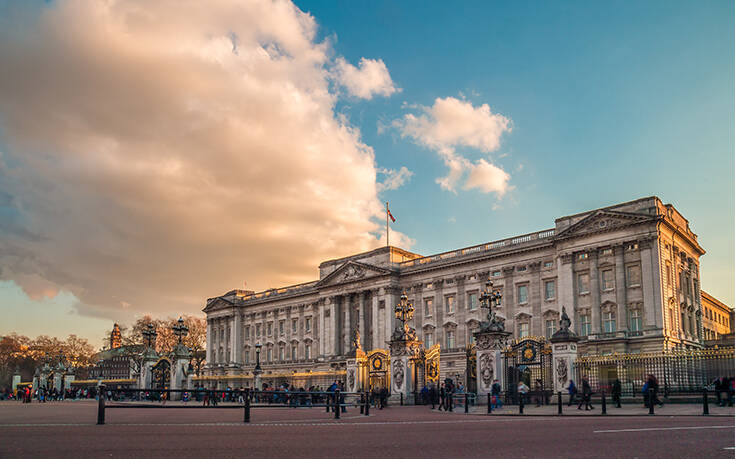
[377,166,413,191]
[333,57,399,99]
[0,0,409,320]
[392,96,512,195]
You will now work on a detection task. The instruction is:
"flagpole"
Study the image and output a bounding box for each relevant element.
[386,201,389,247]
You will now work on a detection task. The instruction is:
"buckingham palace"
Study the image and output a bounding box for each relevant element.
[200,196,706,390]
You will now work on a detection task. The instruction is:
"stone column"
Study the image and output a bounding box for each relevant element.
[558,253,574,319]
[359,291,366,350]
[233,313,242,365]
[206,320,213,365]
[502,268,515,335]
[614,244,628,332]
[384,289,397,346]
[474,330,511,398]
[589,251,600,334]
[12,370,21,392]
[371,290,380,349]
[318,300,325,356]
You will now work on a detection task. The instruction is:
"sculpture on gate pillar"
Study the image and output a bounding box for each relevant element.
[550,306,580,393]
[473,279,511,398]
[388,291,422,402]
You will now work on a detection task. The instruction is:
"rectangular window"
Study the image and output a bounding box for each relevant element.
[544,280,556,300]
[627,265,641,287]
[279,346,285,361]
[626,243,639,251]
[517,285,528,304]
[603,311,616,333]
[305,317,312,332]
[666,262,672,287]
[578,273,590,294]
[446,330,455,348]
[279,320,284,336]
[244,326,250,340]
[602,269,614,290]
[305,344,311,359]
[425,333,433,348]
[630,309,642,332]
[256,324,262,338]
[545,319,556,338]
[292,319,298,333]
[544,261,554,268]
[601,248,613,256]
[580,314,591,336]
[468,332,476,345]
[267,322,273,336]
[291,344,297,359]
[492,270,501,277]
[266,348,272,362]
[468,293,478,310]
[446,295,455,314]
[244,350,250,365]
[519,323,529,338]
[517,266,527,272]
[424,298,433,317]
[578,253,589,260]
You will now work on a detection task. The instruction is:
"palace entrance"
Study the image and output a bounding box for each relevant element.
[152,358,171,390]
[503,338,553,403]
[366,349,390,391]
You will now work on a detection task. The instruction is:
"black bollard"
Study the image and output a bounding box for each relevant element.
[601,391,607,415]
[334,390,340,419]
[464,393,469,413]
[648,388,655,415]
[244,388,251,423]
[703,388,709,416]
[97,384,106,425]
[488,394,492,414]
[365,391,370,416]
[360,393,364,414]
[557,391,562,415]
[326,392,330,413]
[400,393,403,406]
[519,394,524,414]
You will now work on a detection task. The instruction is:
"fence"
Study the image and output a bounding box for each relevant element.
[574,347,735,396]
[96,386,370,425]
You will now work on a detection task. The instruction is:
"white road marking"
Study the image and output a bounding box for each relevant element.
[595,425,735,433]
[723,447,735,450]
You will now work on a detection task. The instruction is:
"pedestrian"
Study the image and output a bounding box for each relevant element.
[567,379,577,406]
[491,379,503,409]
[533,379,543,407]
[577,376,594,411]
[612,378,622,408]
[648,375,663,408]
[517,380,529,406]
[438,382,446,411]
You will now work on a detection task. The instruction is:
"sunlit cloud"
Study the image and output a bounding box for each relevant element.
[0,0,409,320]
[392,96,512,195]
[333,57,399,99]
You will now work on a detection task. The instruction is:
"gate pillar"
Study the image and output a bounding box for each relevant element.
[171,343,192,400]
[474,330,511,398]
[346,349,366,393]
[550,307,580,393]
[140,347,159,389]
[389,339,421,403]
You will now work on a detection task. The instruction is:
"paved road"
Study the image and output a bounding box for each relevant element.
[1,402,734,458]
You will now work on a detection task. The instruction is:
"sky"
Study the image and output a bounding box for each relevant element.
[0,0,733,347]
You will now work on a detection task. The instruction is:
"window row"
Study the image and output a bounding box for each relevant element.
[244,317,313,340]
[576,265,641,295]
[243,343,313,364]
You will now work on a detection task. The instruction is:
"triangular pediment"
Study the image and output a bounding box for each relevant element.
[317,260,393,287]
[556,210,656,240]
[202,296,236,313]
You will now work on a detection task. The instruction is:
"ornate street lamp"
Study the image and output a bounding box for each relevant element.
[254,342,262,371]
[479,279,504,331]
[142,323,158,348]
[172,317,189,344]
[393,291,417,341]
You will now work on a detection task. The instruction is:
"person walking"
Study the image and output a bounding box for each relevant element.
[438,383,446,411]
[533,379,543,407]
[491,379,503,409]
[567,379,578,406]
[612,378,622,408]
[577,376,594,411]
[517,381,529,406]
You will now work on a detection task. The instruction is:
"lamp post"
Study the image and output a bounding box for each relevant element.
[479,280,504,331]
[142,323,158,349]
[172,317,189,344]
[253,342,263,391]
[394,292,415,340]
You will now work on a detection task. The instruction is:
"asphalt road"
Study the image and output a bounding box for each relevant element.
[1,402,734,458]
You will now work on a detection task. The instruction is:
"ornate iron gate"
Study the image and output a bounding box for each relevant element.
[465,344,477,394]
[366,349,390,391]
[503,338,553,402]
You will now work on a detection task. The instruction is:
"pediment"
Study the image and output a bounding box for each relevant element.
[317,260,393,287]
[202,296,236,313]
[556,210,656,240]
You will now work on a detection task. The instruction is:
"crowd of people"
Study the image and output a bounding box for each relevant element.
[0,385,100,402]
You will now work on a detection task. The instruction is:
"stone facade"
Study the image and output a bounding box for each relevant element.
[203,196,706,387]
[701,291,732,340]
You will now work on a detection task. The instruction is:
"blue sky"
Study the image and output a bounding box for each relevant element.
[0,0,733,346]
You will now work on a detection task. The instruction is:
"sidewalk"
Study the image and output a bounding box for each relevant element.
[446,401,735,416]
